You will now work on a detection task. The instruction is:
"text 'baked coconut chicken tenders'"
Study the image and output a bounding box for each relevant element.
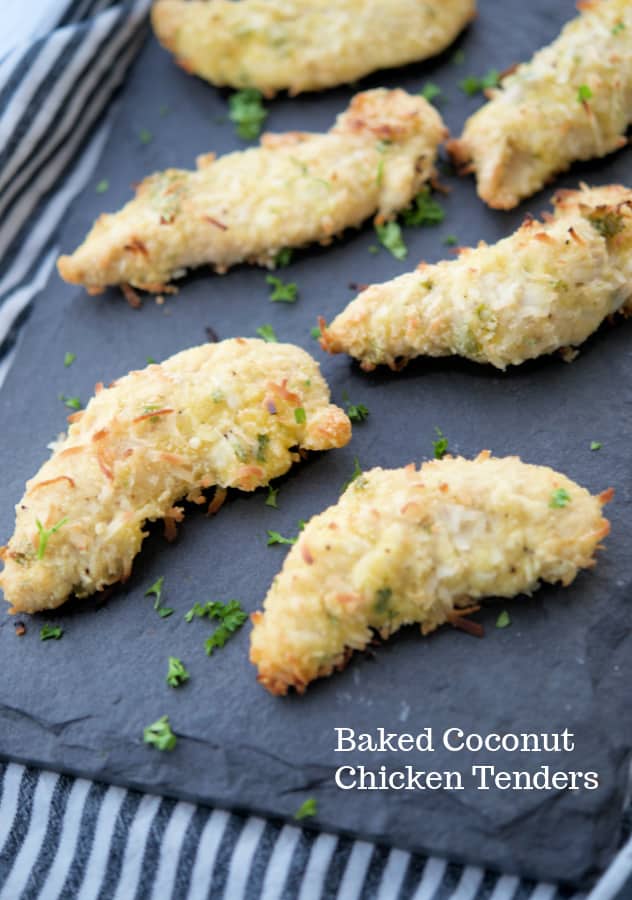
[448,0,632,209]
[57,90,446,296]
[322,184,632,371]
[151,0,476,96]
[250,454,612,695]
[0,340,351,614]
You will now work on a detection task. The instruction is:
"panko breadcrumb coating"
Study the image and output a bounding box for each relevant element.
[0,339,351,614]
[57,89,446,296]
[250,453,611,695]
[448,0,632,209]
[151,0,475,96]
[321,184,632,371]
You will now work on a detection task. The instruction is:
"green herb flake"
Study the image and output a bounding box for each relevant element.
[459,75,482,96]
[374,587,392,615]
[443,234,458,246]
[256,433,270,462]
[266,275,298,303]
[368,244,379,255]
[143,715,177,751]
[147,356,157,365]
[228,89,267,140]
[203,599,248,656]
[265,486,279,508]
[139,128,153,145]
[577,84,593,103]
[166,656,190,687]
[64,352,76,368]
[451,49,465,65]
[36,516,69,560]
[60,395,82,411]
[420,82,441,103]
[432,427,448,460]
[267,529,297,546]
[496,610,511,629]
[294,407,306,424]
[550,488,571,508]
[274,248,293,268]
[310,325,322,340]
[95,179,109,194]
[590,441,602,451]
[612,21,626,34]
[375,221,407,260]
[294,797,317,820]
[587,210,625,239]
[401,187,445,227]
[40,624,63,641]
[346,402,369,423]
[145,575,174,618]
[256,324,278,343]
[342,456,365,492]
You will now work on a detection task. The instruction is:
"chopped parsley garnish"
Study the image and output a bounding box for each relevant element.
[166,656,190,687]
[64,352,76,367]
[612,21,626,35]
[587,210,625,239]
[577,84,593,103]
[459,69,500,96]
[144,715,176,751]
[401,187,444,227]
[145,576,174,618]
[342,456,365,492]
[228,89,267,140]
[590,441,602,451]
[40,624,63,641]
[549,488,571,508]
[310,325,322,340]
[496,610,511,629]
[432,427,448,460]
[451,49,465,65]
[443,234,458,246]
[60,395,82,411]
[375,221,407,260]
[274,248,293,268]
[202,600,248,656]
[342,393,369,423]
[36,516,68,560]
[147,356,157,364]
[294,798,317,820]
[95,179,109,194]
[265,486,279,508]
[266,275,298,303]
[420,82,441,103]
[139,128,153,145]
[294,407,306,424]
[256,324,278,343]
[267,529,297,546]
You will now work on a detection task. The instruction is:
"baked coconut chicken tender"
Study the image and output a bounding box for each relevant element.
[57,90,446,296]
[448,0,632,209]
[151,0,475,96]
[250,454,611,695]
[322,184,632,371]
[0,340,351,614]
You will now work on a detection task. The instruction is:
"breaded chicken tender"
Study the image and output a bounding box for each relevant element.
[321,184,632,371]
[250,453,611,695]
[57,90,446,295]
[0,339,351,614]
[448,0,632,209]
[151,0,475,96]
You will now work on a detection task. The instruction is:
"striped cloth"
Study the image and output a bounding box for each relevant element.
[0,3,630,899]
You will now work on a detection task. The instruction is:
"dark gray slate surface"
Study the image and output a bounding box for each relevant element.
[0,0,631,887]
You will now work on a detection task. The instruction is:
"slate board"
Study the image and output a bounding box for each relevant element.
[1,0,631,888]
